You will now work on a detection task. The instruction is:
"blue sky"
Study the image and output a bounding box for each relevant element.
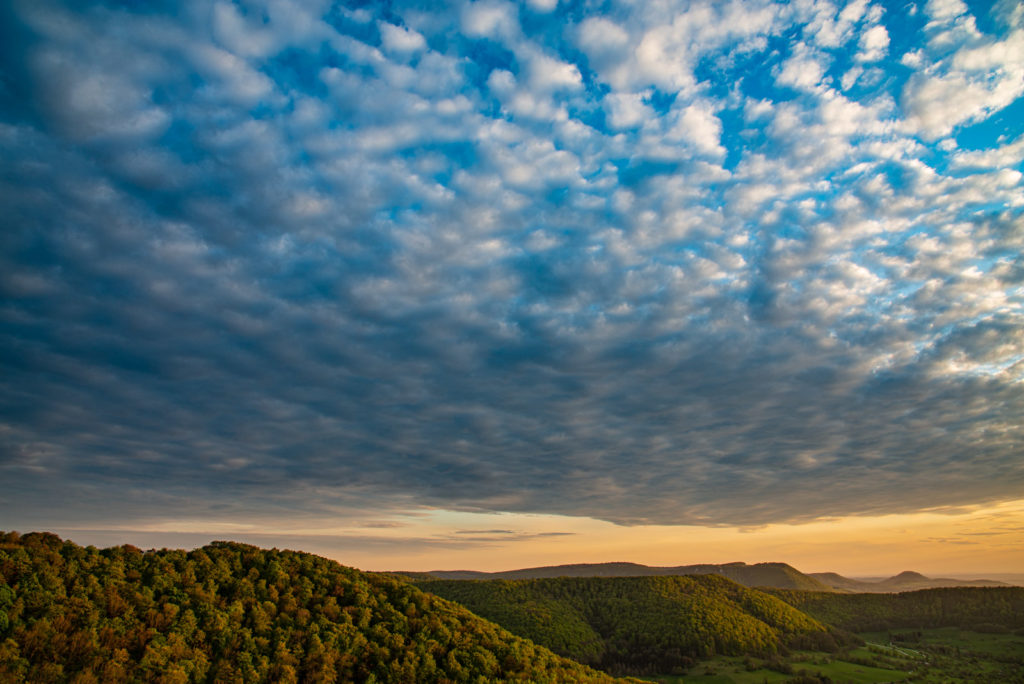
[1,0,1023,567]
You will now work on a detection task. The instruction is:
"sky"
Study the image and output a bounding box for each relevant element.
[1,0,1022,576]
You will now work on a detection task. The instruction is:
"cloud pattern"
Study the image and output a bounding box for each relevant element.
[1,0,1022,529]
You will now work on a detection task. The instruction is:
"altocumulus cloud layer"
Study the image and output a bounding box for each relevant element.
[1,0,1022,529]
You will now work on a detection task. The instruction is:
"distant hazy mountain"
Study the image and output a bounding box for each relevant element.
[412,562,1013,594]
[808,570,1009,593]
[420,561,836,592]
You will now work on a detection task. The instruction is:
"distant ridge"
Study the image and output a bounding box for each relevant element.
[407,563,1014,594]
[808,570,1009,593]
[419,561,837,592]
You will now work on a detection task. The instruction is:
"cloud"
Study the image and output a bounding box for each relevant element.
[776,46,828,91]
[857,24,889,62]
[662,99,726,157]
[526,0,558,13]
[522,49,582,92]
[1,0,1022,533]
[379,22,427,55]
[461,0,519,42]
[925,0,969,23]
[902,20,1024,139]
[604,92,654,130]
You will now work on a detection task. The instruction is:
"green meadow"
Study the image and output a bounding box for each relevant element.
[650,628,1024,683]
[652,651,910,683]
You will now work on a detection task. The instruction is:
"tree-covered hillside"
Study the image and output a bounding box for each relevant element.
[418,574,848,676]
[422,561,835,592]
[768,586,1024,632]
[0,532,630,683]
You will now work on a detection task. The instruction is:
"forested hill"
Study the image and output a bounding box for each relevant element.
[768,586,1024,632]
[417,574,850,677]
[0,532,631,683]
[421,561,835,592]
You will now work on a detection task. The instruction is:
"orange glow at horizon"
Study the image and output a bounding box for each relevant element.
[51,498,1024,578]
[345,499,1024,575]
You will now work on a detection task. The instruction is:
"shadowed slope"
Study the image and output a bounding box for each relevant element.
[768,586,1024,632]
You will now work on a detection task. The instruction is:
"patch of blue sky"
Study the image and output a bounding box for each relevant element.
[643,89,677,116]
[266,47,338,99]
[879,1,928,57]
[323,3,380,44]
[955,96,1024,151]
[616,159,681,188]
[566,99,607,132]
[519,1,586,50]
[711,107,745,172]
[962,0,1014,36]
[459,38,519,90]
[705,31,798,102]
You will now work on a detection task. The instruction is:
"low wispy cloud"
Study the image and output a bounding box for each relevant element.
[1,0,1021,531]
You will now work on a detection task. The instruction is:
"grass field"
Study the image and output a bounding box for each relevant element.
[855,627,1024,683]
[647,628,1024,683]
[649,652,910,683]
[860,626,1024,661]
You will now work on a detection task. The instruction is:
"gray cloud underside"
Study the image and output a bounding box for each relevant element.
[1,0,1023,528]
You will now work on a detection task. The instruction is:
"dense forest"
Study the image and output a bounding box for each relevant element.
[0,532,632,683]
[5,531,1021,682]
[417,574,852,676]
[769,586,1024,633]
[421,562,835,592]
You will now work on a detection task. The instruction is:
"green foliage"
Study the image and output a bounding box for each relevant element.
[768,587,1024,633]
[0,531,628,683]
[418,574,839,676]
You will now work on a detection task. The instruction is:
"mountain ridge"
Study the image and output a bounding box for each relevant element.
[416,561,837,592]
[406,561,1011,593]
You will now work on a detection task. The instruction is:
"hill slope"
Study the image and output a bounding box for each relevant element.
[808,570,1009,593]
[424,561,835,592]
[418,574,845,676]
[768,586,1024,632]
[0,532,629,683]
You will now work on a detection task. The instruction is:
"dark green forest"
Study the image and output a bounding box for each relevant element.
[417,575,852,676]
[0,532,628,683]
[768,586,1024,633]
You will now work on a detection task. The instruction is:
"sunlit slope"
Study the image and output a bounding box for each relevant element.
[418,574,846,676]
[0,532,630,682]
